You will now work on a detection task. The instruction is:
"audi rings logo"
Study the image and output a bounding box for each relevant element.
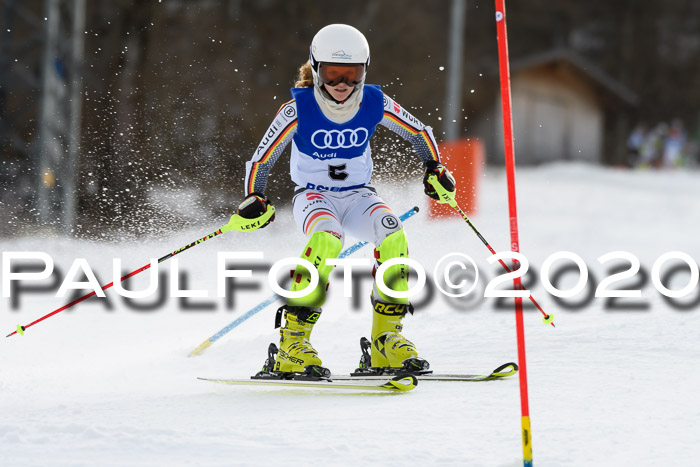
[311,128,369,149]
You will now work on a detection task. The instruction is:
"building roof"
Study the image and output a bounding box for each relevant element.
[509,48,639,106]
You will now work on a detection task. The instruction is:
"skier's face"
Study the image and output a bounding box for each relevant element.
[324,82,354,102]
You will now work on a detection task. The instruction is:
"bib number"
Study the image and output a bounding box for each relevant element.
[328,164,348,181]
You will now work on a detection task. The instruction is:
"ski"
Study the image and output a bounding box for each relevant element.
[331,362,519,382]
[197,373,418,392]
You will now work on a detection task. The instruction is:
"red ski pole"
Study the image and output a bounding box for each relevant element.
[426,187,554,327]
[6,207,275,338]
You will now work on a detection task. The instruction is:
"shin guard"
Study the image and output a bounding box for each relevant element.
[373,229,410,305]
[287,231,343,308]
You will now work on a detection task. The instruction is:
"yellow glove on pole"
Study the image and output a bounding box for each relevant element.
[221,205,276,233]
[427,173,457,207]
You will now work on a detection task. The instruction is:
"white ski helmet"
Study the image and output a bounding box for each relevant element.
[309,24,370,89]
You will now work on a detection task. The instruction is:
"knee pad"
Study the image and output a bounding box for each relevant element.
[373,229,410,304]
[372,212,403,245]
[287,231,343,308]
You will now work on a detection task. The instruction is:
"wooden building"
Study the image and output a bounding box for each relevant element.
[469,49,638,165]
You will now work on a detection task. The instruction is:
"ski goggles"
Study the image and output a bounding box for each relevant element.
[318,63,366,87]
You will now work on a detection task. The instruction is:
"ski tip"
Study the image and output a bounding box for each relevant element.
[382,374,418,391]
[491,362,518,378]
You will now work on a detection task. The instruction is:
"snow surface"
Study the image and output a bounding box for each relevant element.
[1,163,699,466]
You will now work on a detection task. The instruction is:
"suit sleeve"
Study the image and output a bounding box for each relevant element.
[379,93,441,165]
[244,100,299,196]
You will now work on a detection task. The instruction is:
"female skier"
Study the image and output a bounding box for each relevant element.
[236,24,456,377]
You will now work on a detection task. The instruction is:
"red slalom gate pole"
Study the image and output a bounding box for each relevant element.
[494,1,533,466]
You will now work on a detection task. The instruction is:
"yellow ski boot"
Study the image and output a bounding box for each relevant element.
[271,305,328,377]
[369,298,428,372]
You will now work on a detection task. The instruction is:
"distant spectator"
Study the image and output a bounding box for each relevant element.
[662,119,686,168]
[637,123,667,168]
[627,122,647,166]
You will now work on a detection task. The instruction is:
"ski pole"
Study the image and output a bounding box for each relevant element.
[6,207,276,338]
[427,174,554,327]
[188,205,420,357]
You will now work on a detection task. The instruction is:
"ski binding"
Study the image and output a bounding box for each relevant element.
[332,337,519,382]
